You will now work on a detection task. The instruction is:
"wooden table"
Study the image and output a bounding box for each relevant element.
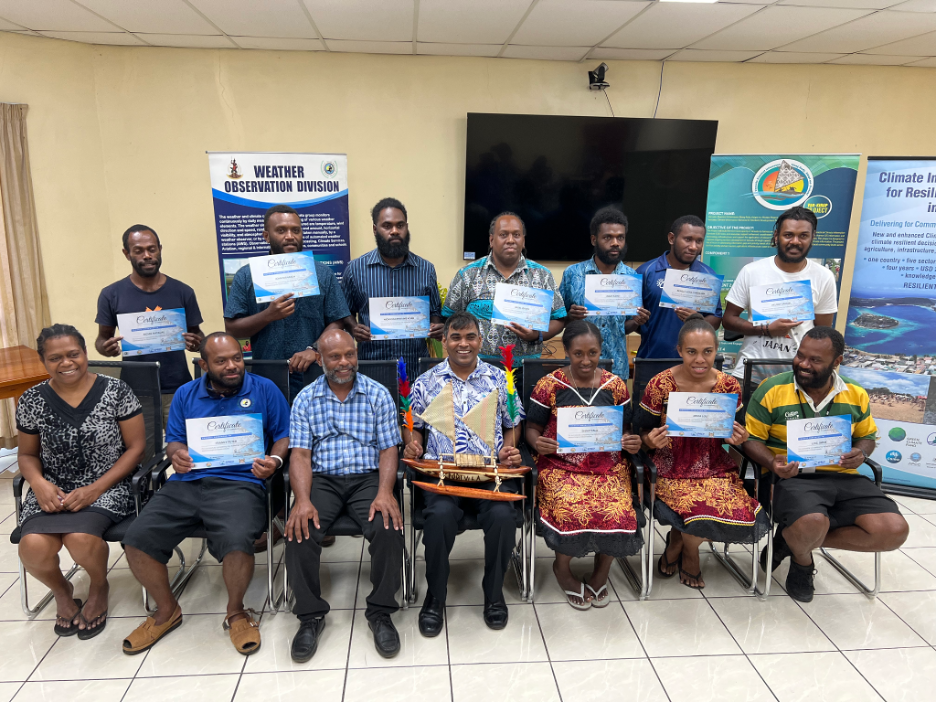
[0,345,49,403]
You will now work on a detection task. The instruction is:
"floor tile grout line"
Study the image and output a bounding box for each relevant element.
[530,597,564,702]
[612,584,672,702]
[339,547,365,702]
[874,594,933,647]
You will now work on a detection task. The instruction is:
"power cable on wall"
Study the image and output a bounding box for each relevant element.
[653,61,665,118]
[603,87,615,118]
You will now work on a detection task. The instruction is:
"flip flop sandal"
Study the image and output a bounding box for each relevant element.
[562,580,592,611]
[122,606,183,655]
[53,598,83,637]
[224,609,262,655]
[657,531,679,579]
[77,609,108,640]
[585,581,611,608]
[679,562,705,590]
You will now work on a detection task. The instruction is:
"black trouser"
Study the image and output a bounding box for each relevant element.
[422,480,518,605]
[286,472,402,623]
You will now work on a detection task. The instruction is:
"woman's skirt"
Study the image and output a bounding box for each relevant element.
[19,510,113,539]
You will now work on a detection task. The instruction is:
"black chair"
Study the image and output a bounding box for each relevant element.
[11,360,162,618]
[292,360,409,608]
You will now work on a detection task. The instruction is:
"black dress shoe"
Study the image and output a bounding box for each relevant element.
[483,601,508,630]
[418,593,445,638]
[368,613,401,658]
[290,617,326,663]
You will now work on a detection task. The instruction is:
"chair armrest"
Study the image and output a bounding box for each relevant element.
[864,457,883,487]
[12,473,24,500]
[638,450,658,484]
[628,450,645,485]
[146,453,173,492]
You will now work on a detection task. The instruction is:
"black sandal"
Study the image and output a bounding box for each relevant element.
[54,598,83,637]
[657,531,679,579]
[77,609,108,640]
[679,563,705,590]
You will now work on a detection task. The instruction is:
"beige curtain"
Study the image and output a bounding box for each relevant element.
[0,103,51,448]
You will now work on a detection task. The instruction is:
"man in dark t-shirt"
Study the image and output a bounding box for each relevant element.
[96,225,204,436]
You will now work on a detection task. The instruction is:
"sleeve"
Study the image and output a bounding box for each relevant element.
[813,269,839,314]
[340,262,361,316]
[94,286,116,327]
[526,376,553,427]
[14,389,41,434]
[410,376,428,429]
[852,389,878,441]
[164,390,187,444]
[442,270,467,317]
[724,265,750,310]
[373,387,402,450]
[289,390,313,450]
[223,267,252,319]
[264,384,291,444]
[114,380,143,421]
[546,271,567,320]
[633,376,664,432]
[726,375,743,412]
[744,381,774,444]
[427,265,442,317]
[319,265,352,325]
[613,376,633,425]
[558,268,575,313]
[183,284,204,327]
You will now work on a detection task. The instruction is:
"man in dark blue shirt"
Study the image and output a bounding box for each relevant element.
[635,215,723,360]
[122,333,290,657]
[224,205,353,399]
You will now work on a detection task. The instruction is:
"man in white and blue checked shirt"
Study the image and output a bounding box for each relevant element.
[284,329,404,663]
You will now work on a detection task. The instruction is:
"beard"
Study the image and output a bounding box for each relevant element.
[777,241,812,264]
[325,365,357,385]
[270,241,303,255]
[131,256,162,278]
[793,363,834,389]
[375,231,411,259]
[595,244,625,266]
[206,366,245,392]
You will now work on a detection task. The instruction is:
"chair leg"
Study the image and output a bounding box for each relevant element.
[818,548,880,599]
[19,559,80,619]
[405,522,420,606]
[616,482,648,600]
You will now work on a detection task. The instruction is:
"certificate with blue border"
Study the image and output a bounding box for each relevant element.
[556,406,624,454]
[584,273,643,316]
[659,269,723,314]
[750,280,815,324]
[787,415,852,471]
[491,283,553,332]
[249,251,320,303]
[186,414,265,469]
[665,392,737,439]
[117,308,186,357]
[369,296,431,340]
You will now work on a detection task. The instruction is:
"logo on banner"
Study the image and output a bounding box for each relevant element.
[227,158,243,180]
[752,159,814,210]
[322,160,338,177]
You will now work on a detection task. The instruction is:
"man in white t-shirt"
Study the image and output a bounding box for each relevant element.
[723,206,838,385]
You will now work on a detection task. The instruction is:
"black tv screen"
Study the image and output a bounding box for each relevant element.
[463,113,718,264]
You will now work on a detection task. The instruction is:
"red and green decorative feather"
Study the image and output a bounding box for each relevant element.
[397,358,414,433]
[498,344,519,424]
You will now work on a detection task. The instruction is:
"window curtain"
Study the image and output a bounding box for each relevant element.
[0,103,50,448]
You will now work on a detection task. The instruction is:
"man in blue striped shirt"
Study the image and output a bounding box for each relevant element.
[342,198,443,379]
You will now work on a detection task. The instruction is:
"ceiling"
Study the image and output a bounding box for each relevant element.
[3,0,936,67]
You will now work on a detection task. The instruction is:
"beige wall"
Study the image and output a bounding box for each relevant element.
[3,31,936,355]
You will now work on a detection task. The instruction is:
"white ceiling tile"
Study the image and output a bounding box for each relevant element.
[863,29,936,53]
[904,55,936,64]
[746,50,846,62]
[416,42,501,56]
[502,44,590,60]
[133,33,237,48]
[511,0,649,47]
[694,7,872,50]
[589,47,674,60]
[603,3,761,50]
[37,30,144,45]
[779,0,902,8]
[669,48,766,61]
[302,0,412,42]
[74,0,218,34]
[829,52,923,62]
[187,0,316,38]
[232,36,325,51]
[782,10,936,52]
[0,0,118,31]
[325,39,413,54]
[418,0,532,44]
[889,0,936,11]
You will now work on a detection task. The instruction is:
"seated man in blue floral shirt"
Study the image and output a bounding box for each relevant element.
[404,311,523,637]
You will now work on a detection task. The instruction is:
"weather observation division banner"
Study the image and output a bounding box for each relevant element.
[842,157,936,492]
[207,152,351,315]
[702,155,859,369]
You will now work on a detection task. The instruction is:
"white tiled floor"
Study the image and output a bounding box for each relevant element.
[1,465,936,701]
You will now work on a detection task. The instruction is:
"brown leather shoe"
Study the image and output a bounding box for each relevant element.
[123,606,183,655]
[224,609,261,655]
[322,534,336,548]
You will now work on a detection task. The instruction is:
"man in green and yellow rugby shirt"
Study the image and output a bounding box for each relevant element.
[743,327,908,602]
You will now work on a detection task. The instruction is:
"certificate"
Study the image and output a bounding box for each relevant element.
[556,406,624,454]
[369,296,431,340]
[583,273,643,316]
[117,308,186,357]
[186,414,265,469]
[750,280,815,324]
[249,251,320,303]
[659,268,724,314]
[491,283,553,332]
[665,392,738,439]
[786,415,852,472]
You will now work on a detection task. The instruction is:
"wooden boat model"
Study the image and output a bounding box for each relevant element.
[412,480,526,502]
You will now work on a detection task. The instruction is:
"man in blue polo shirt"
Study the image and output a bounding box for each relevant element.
[122,332,289,657]
[635,215,722,360]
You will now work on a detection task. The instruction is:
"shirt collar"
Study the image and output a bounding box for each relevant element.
[582,256,629,275]
[482,254,528,276]
[311,372,367,401]
[364,248,417,268]
[197,372,252,399]
[652,251,705,273]
[793,371,848,413]
[436,357,494,383]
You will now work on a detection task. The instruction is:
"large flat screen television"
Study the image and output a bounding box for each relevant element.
[463,113,718,264]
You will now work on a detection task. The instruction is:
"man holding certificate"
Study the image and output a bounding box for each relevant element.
[444,213,566,381]
[122,333,290,655]
[559,207,649,379]
[722,207,838,384]
[744,327,908,603]
[342,198,443,378]
[224,205,353,399]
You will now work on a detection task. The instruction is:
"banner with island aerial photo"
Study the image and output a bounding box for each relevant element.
[844,157,936,492]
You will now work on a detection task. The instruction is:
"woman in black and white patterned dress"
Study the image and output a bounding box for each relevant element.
[15,324,145,639]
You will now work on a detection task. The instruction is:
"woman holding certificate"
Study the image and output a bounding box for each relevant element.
[15,325,145,638]
[525,321,643,609]
[637,314,768,590]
